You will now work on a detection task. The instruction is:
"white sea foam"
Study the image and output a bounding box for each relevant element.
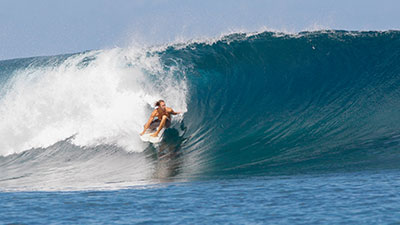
[0,47,187,156]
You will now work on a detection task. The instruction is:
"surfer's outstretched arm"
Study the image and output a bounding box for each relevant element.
[168,108,181,115]
[140,110,156,136]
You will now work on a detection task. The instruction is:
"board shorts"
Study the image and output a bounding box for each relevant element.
[149,118,171,130]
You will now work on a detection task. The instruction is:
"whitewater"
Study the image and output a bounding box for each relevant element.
[1,30,400,224]
[0,48,187,155]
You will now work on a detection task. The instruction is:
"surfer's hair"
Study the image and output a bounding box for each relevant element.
[155,100,165,107]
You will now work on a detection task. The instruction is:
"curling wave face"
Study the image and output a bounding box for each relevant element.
[1,30,400,190]
[163,30,400,176]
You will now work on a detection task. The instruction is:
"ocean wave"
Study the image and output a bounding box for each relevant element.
[1,30,400,190]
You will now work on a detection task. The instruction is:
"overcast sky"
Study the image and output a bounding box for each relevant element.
[1,0,399,60]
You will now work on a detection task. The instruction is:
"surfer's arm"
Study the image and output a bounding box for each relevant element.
[168,108,181,115]
[140,111,156,135]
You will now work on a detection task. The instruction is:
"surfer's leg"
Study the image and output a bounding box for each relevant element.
[151,115,167,137]
[149,119,160,130]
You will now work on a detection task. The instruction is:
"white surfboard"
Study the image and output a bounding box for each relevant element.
[140,128,165,143]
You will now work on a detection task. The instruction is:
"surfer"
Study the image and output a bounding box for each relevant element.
[140,100,181,137]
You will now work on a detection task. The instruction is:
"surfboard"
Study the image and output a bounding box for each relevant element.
[140,128,165,143]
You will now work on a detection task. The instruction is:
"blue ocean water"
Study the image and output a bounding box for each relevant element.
[1,30,400,223]
[2,170,400,224]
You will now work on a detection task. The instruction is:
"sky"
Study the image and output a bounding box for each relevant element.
[0,0,399,60]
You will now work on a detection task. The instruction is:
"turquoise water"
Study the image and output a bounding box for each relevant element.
[2,170,400,224]
[1,30,400,223]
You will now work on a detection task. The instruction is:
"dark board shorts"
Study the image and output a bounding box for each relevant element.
[149,118,171,130]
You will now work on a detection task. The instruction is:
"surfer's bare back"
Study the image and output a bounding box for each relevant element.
[140,100,181,137]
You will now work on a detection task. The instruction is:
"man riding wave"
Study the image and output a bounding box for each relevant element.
[140,100,181,137]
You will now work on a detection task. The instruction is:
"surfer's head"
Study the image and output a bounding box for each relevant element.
[155,100,166,111]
